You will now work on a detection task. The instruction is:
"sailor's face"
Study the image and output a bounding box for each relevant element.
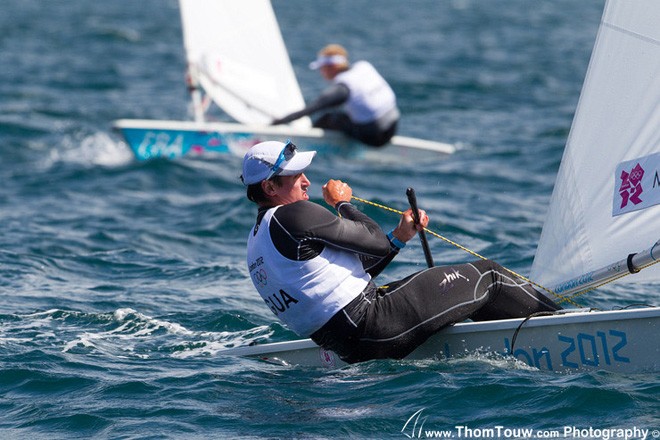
[319,64,336,81]
[272,173,311,204]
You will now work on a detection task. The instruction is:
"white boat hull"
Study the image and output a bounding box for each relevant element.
[218,307,660,373]
[113,119,455,162]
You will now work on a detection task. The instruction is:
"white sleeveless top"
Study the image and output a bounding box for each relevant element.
[334,61,397,123]
[246,207,370,336]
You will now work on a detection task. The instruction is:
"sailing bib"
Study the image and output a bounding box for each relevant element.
[334,61,397,123]
[246,207,370,336]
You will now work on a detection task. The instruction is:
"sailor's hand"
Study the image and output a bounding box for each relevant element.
[322,180,353,207]
[392,208,429,243]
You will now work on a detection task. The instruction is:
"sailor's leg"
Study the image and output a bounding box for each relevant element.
[312,111,351,131]
[466,259,561,321]
[349,260,560,361]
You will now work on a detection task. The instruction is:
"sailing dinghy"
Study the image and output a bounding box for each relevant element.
[218,0,660,373]
[113,0,455,161]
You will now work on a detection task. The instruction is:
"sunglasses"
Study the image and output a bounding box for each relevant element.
[265,140,297,181]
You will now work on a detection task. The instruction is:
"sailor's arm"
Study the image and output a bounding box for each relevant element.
[271,84,349,125]
[323,180,428,277]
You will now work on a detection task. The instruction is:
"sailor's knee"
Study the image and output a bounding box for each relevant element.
[472,259,503,273]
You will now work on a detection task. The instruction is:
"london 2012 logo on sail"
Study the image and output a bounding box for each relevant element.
[613,152,660,216]
[617,163,644,209]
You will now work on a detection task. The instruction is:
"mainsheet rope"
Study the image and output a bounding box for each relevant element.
[352,195,607,308]
[354,195,660,305]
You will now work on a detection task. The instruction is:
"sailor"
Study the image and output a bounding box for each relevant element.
[271,44,400,147]
[242,140,561,364]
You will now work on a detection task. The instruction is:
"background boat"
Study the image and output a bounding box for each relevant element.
[113,0,455,161]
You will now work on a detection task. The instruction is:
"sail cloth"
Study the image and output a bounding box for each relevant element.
[531,0,660,287]
[179,0,311,128]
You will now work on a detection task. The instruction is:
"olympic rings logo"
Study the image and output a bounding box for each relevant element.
[252,268,268,287]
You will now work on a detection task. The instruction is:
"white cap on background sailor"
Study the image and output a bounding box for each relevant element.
[308,44,349,70]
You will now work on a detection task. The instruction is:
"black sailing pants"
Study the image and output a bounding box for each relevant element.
[311,259,561,364]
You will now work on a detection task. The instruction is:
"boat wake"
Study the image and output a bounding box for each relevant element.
[0,308,273,361]
[48,132,134,168]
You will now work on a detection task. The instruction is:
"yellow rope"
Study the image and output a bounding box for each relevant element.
[351,195,583,307]
[354,195,660,307]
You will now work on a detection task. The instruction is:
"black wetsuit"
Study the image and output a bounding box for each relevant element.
[259,200,561,364]
[271,83,399,147]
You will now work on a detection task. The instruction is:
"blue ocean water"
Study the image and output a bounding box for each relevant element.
[1,0,658,439]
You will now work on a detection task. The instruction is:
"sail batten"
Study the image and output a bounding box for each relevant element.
[531,0,660,287]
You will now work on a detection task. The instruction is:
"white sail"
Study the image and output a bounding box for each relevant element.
[179,0,311,127]
[531,0,660,288]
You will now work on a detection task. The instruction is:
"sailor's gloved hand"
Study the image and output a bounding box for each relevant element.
[322,179,353,207]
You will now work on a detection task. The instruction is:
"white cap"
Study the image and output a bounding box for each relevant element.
[309,54,349,70]
[241,141,316,186]
[309,44,349,70]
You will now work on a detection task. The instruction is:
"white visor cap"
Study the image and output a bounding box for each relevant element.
[241,141,316,186]
[309,54,349,70]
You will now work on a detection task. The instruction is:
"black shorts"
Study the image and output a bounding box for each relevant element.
[313,112,397,147]
[310,259,561,363]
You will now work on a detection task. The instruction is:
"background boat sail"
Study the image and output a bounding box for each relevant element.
[179,0,310,128]
[113,0,455,161]
[218,0,660,373]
